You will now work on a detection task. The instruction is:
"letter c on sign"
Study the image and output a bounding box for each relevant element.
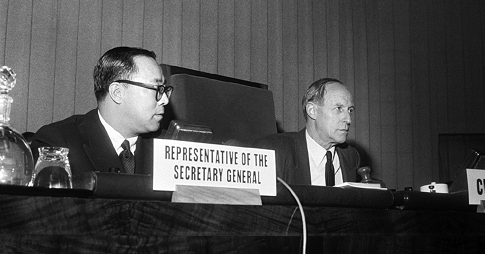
[477,179,483,195]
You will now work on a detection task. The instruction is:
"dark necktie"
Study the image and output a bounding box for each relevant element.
[325,151,335,186]
[119,140,135,174]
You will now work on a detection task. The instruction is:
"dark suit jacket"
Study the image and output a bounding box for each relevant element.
[31,109,161,179]
[253,129,361,185]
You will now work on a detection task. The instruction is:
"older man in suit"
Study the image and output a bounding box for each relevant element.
[253,78,360,186]
[31,47,173,179]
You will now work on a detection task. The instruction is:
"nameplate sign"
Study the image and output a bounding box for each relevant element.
[466,169,485,205]
[153,139,276,196]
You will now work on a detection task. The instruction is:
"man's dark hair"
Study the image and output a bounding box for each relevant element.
[93,47,157,101]
[302,78,343,120]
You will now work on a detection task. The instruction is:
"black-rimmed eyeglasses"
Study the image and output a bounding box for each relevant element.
[114,80,173,101]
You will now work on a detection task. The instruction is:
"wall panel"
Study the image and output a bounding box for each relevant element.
[312,0,328,80]
[27,0,57,132]
[199,0,217,74]
[234,0,251,81]
[75,0,101,115]
[162,0,182,66]
[428,0,446,182]
[217,0,234,77]
[326,0,340,79]
[297,0,313,128]
[143,0,164,62]
[74,0,102,114]
[122,0,145,47]
[282,0,299,132]
[53,0,79,122]
[378,0,397,188]
[4,0,33,132]
[338,0,354,139]
[410,0,432,188]
[267,0,283,131]
[462,0,485,134]
[180,0,199,70]
[101,0,122,53]
[365,0,383,182]
[483,1,485,96]
[444,0,466,133]
[251,0,267,84]
[352,0,371,168]
[0,0,8,64]
[429,0,447,134]
[394,0,413,189]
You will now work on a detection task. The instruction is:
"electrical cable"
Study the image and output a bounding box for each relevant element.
[277,177,307,254]
[285,207,299,234]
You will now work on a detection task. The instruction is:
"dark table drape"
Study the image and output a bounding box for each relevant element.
[0,185,483,253]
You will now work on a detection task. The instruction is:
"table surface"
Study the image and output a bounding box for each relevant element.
[0,182,484,253]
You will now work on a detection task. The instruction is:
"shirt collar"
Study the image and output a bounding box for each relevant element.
[306,130,335,164]
[98,110,138,152]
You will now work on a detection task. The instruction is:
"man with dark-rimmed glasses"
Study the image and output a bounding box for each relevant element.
[31,47,172,180]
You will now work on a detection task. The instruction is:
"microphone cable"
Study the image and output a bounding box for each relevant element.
[277,177,307,254]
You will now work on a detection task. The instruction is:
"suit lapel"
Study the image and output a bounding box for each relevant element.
[135,137,153,175]
[290,129,311,185]
[136,131,166,175]
[80,110,124,173]
[335,144,358,182]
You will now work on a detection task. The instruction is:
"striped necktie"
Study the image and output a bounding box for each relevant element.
[119,140,135,174]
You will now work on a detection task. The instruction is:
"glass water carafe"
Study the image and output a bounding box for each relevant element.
[0,66,35,186]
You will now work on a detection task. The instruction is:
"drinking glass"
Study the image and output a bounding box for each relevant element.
[30,147,72,189]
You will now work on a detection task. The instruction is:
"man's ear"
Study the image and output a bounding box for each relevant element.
[108,82,123,104]
[306,102,318,120]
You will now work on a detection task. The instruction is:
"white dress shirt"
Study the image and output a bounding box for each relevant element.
[306,130,343,186]
[98,110,137,155]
